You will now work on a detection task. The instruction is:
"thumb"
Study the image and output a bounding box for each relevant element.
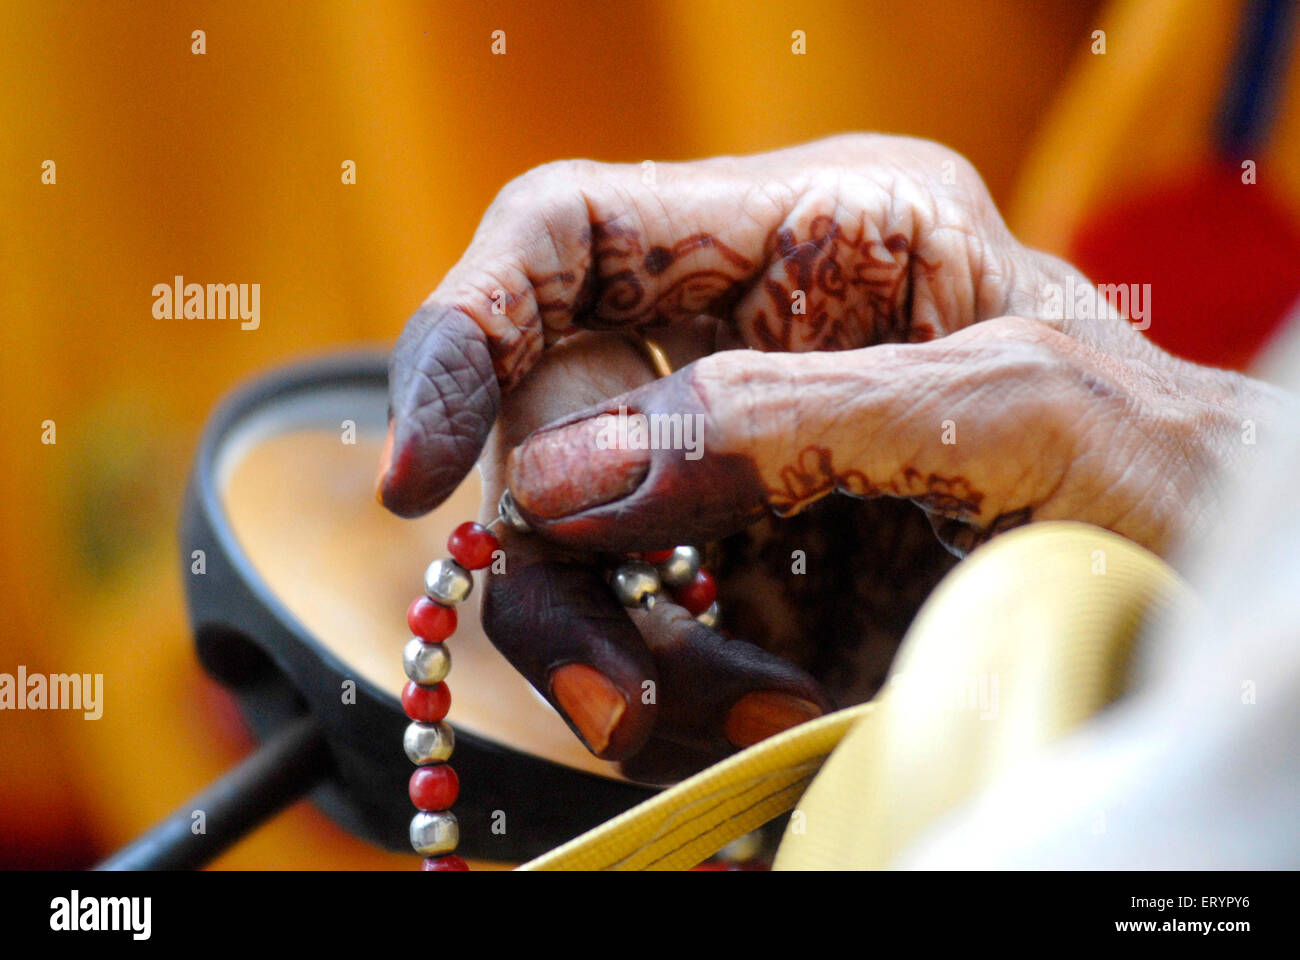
[504,346,831,551]
[506,320,1065,553]
[504,349,773,552]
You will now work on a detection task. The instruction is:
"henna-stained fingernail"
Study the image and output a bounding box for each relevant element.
[374,420,396,505]
[509,416,649,520]
[723,692,823,749]
[550,663,628,755]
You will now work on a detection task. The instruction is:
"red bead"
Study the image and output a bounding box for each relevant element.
[402,681,451,723]
[447,522,499,570]
[674,568,717,616]
[421,855,469,871]
[409,764,460,810]
[407,596,457,643]
[644,549,675,564]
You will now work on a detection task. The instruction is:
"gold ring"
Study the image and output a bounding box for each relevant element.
[627,333,674,379]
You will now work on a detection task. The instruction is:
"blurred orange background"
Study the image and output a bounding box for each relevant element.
[3,0,1297,869]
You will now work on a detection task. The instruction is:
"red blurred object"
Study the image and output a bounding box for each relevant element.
[1071,162,1300,371]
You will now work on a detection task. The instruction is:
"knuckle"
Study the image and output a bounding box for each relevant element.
[816,130,886,160]
[684,350,774,450]
[978,314,1065,350]
[498,158,597,204]
[958,316,1080,382]
[682,353,732,430]
[689,350,729,394]
[841,133,986,194]
[936,144,984,188]
[689,351,749,412]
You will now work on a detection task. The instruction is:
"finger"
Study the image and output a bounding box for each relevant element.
[502,362,768,553]
[468,336,666,760]
[616,737,722,786]
[505,317,1089,554]
[377,160,777,516]
[379,305,500,517]
[480,532,659,761]
[629,601,830,754]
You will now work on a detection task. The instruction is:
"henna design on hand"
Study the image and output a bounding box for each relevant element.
[765,445,984,519]
[763,444,1037,559]
[478,215,948,387]
[579,222,755,329]
[744,216,940,351]
[766,445,884,514]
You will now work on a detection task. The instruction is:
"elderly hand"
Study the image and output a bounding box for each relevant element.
[377,134,1277,778]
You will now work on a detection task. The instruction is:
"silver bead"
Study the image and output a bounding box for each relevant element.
[658,545,701,588]
[425,558,472,605]
[695,601,720,629]
[410,810,459,856]
[403,721,455,765]
[611,561,660,609]
[498,489,531,533]
[403,637,451,685]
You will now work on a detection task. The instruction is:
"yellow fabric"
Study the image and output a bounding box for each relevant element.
[519,702,874,871]
[521,521,1188,871]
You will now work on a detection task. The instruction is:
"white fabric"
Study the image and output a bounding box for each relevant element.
[899,314,1300,868]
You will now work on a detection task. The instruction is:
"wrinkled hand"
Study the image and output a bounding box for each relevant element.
[378,134,1270,778]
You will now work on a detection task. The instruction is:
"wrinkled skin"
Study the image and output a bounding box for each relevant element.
[378,134,1284,782]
